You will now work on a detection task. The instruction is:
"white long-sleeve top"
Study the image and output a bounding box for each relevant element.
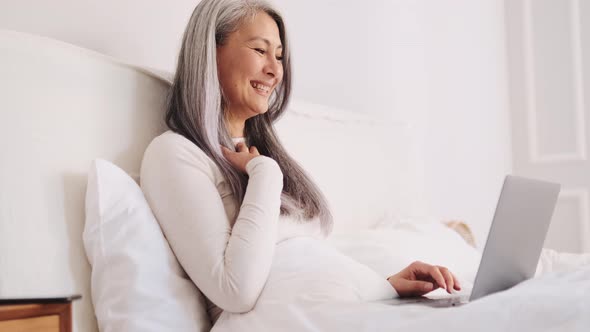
[140,131,324,321]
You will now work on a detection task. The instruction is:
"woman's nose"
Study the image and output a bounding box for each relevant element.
[264,55,280,78]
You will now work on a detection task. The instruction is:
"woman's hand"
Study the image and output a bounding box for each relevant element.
[221,142,260,174]
[387,261,461,297]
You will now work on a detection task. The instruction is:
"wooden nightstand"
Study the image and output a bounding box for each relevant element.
[0,295,81,332]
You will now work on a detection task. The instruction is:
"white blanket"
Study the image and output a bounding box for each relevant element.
[212,223,590,331]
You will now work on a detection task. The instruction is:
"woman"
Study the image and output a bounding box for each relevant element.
[140,0,461,324]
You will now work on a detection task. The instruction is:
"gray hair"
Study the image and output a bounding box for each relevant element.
[165,0,333,235]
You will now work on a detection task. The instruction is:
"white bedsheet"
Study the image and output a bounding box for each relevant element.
[211,222,590,331]
[213,266,590,331]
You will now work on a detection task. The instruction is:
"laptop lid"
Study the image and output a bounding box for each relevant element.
[469,175,560,301]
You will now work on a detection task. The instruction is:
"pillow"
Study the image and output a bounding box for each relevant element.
[327,220,482,286]
[83,159,211,332]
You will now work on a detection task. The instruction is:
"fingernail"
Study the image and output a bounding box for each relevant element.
[424,283,433,291]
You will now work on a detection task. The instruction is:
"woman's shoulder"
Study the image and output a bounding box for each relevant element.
[146,130,206,157]
[142,130,214,172]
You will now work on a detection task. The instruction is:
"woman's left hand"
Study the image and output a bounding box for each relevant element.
[387,261,461,297]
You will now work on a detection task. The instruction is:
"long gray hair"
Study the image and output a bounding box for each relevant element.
[165,0,333,235]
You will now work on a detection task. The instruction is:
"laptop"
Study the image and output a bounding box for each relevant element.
[382,175,561,308]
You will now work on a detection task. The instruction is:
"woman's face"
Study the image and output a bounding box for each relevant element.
[217,11,284,122]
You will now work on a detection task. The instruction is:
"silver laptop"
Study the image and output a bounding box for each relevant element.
[382,175,560,308]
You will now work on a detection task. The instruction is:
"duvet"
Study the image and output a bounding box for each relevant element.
[212,223,590,331]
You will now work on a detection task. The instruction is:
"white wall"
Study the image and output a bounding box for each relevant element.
[275,0,513,245]
[0,0,512,247]
[0,0,195,72]
[421,0,513,246]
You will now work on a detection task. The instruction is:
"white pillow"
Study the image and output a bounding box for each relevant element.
[83,159,211,332]
[327,220,482,286]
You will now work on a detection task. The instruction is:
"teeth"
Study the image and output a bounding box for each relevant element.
[252,82,270,92]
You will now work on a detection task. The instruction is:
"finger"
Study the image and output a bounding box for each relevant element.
[398,279,436,297]
[221,145,230,154]
[437,266,454,293]
[451,272,461,290]
[411,262,447,292]
[249,146,259,155]
[236,142,248,153]
[426,265,447,291]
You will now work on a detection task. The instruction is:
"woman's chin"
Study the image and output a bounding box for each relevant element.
[249,105,269,116]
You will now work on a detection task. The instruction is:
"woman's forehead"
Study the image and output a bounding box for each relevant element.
[233,12,282,48]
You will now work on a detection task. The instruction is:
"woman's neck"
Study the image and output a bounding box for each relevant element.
[225,110,245,138]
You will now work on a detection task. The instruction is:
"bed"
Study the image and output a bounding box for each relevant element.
[1,29,589,332]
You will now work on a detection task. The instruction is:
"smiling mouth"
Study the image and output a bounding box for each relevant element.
[251,81,271,94]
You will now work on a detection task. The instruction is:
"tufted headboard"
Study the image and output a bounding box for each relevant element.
[0,29,426,331]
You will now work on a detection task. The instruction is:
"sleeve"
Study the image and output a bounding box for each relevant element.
[140,135,283,313]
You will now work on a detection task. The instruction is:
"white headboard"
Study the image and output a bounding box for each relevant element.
[277,100,427,233]
[0,29,169,332]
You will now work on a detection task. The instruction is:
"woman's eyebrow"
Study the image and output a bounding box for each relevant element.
[246,36,283,49]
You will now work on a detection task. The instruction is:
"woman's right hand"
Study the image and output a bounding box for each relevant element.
[387,261,461,297]
[221,142,261,174]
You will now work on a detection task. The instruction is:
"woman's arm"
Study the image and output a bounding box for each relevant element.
[140,133,282,313]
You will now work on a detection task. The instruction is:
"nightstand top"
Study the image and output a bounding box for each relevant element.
[0,295,81,305]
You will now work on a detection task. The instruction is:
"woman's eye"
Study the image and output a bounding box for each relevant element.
[254,47,282,61]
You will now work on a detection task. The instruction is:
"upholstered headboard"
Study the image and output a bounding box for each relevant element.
[276,101,427,233]
[0,29,169,332]
[0,29,426,331]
